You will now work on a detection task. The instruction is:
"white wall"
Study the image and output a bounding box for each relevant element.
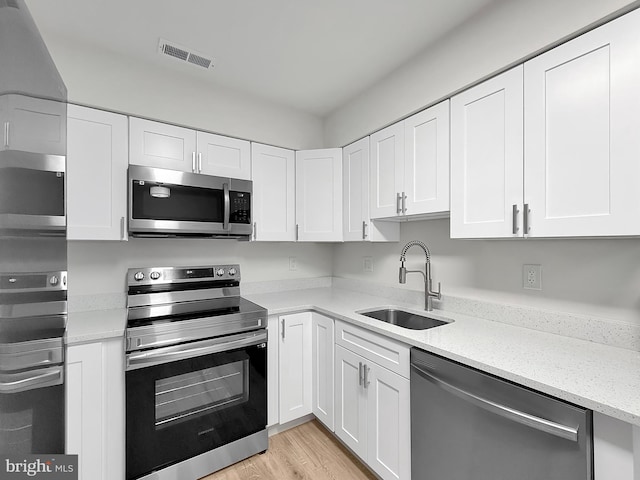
[324,0,640,146]
[333,219,640,326]
[40,35,324,150]
[68,239,333,298]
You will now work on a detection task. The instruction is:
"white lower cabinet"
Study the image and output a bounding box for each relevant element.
[311,312,334,431]
[593,412,640,479]
[66,337,124,480]
[334,321,410,480]
[278,312,312,424]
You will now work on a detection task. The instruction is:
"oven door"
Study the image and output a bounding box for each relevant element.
[125,331,267,480]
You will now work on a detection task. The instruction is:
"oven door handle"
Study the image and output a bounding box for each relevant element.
[0,366,64,393]
[126,330,267,370]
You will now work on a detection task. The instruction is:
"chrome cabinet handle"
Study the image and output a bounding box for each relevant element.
[362,221,368,240]
[524,203,530,234]
[358,362,363,386]
[253,222,257,240]
[198,152,202,173]
[120,216,126,240]
[281,319,285,340]
[512,204,519,235]
[363,364,370,388]
[192,152,196,173]
[402,192,407,214]
[3,122,9,148]
[223,183,230,230]
[396,193,402,214]
[411,363,579,442]
[295,224,299,241]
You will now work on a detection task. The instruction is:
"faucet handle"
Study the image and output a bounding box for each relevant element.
[436,282,442,300]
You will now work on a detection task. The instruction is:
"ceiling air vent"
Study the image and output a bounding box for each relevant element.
[158,38,213,70]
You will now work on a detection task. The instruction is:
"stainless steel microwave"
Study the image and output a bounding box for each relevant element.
[128,165,252,239]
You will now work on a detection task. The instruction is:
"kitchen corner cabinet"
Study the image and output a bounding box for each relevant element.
[370,100,450,221]
[251,143,296,241]
[66,337,125,480]
[523,8,640,237]
[0,94,66,155]
[343,137,399,242]
[67,105,128,240]
[295,148,343,242]
[311,312,334,431]
[450,65,524,239]
[129,117,251,179]
[334,321,410,480]
[279,312,312,424]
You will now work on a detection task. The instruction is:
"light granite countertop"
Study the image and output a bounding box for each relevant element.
[64,285,640,427]
[245,287,640,428]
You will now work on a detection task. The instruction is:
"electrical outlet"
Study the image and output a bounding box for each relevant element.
[523,264,542,290]
[289,256,297,271]
[363,256,374,273]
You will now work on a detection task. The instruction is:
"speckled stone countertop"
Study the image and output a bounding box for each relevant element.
[65,308,126,345]
[245,287,640,427]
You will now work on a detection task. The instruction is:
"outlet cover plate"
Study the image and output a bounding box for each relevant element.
[523,264,542,290]
[363,256,374,273]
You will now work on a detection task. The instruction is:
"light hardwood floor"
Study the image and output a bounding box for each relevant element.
[200,420,376,480]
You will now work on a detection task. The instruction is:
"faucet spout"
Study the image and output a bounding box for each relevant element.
[398,240,441,311]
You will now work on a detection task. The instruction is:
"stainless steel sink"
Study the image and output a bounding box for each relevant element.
[357,307,450,330]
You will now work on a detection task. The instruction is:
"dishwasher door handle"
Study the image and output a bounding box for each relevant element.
[410,363,579,442]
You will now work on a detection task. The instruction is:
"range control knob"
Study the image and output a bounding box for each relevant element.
[228,267,237,276]
[49,275,59,286]
[215,268,225,277]
[150,271,161,280]
[134,271,145,281]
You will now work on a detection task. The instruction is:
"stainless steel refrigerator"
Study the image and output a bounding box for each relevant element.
[0,0,68,454]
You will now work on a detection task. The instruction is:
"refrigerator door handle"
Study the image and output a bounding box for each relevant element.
[411,362,579,442]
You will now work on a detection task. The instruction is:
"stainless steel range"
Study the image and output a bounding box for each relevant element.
[125,265,268,480]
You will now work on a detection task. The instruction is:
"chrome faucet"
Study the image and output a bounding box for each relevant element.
[399,240,441,311]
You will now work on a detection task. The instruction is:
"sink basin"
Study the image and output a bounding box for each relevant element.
[357,307,450,330]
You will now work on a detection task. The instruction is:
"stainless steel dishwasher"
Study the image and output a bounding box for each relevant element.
[411,348,593,480]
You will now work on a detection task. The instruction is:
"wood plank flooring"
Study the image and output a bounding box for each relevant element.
[200,420,376,480]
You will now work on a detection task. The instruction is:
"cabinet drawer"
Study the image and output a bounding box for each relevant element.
[335,320,409,378]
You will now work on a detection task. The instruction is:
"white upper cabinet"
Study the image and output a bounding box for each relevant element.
[524,8,640,237]
[370,100,450,220]
[129,117,250,178]
[67,105,128,240]
[404,100,450,216]
[296,148,342,242]
[450,66,524,238]
[0,94,66,155]
[251,143,296,241]
[129,117,196,171]
[196,131,250,179]
[370,122,404,219]
[343,138,399,242]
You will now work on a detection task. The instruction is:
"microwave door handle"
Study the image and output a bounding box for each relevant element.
[223,182,230,231]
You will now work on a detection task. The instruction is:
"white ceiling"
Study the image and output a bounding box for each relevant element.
[24,0,499,117]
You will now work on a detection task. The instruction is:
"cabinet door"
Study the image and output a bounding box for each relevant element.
[67,105,128,240]
[129,117,196,171]
[366,363,411,480]
[334,345,368,460]
[197,131,251,179]
[251,143,296,241]
[404,100,450,216]
[450,66,524,238]
[295,148,342,242]
[66,338,125,480]
[370,123,404,219]
[279,312,312,424]
[343,138,369,241]
[0,94,66,155]
[524,9,640,237]
[267,316,280,427]
[311,313,334,431]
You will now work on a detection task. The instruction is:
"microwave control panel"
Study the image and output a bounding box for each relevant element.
[230,191,251,224]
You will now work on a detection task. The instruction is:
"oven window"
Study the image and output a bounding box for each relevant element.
[131,182,224,222]
[155,359,248,427]
[0,168,64,216]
